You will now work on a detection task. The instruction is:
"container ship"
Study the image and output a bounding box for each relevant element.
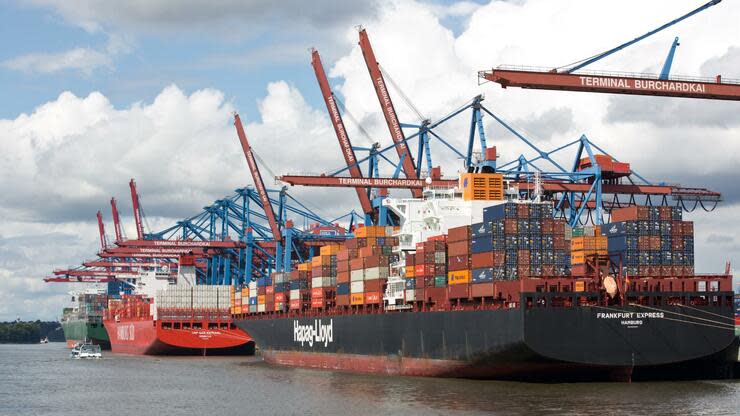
[103,257,253,355]
[233,172,736,381]
[60,289,110,349]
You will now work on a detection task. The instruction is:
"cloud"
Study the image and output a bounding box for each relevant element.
[706,233,734,244]
[25,0,377,34]
[2,33,133,75]
[2,47,112,75]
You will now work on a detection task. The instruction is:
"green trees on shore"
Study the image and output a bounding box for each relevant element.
[0,321,63,343]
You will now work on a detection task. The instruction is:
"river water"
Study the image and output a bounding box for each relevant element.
[1,343,738,416]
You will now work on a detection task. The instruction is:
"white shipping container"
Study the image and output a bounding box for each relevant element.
[405,289,416,302]
[350,269,364,282]
[312,276,333,288]
[290,289,300,299]
[364,267,389,280]
[249,305,257,313]
[257,304,266,313]
[350,281,364,293]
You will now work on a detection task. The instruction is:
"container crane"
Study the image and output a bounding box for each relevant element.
[479,0,740,101]
[358,28,422,197]
[129,179,145,240]
[311,48,375,217]
[233,113,282,241]
[96,211,107,251]
[110,197,124,243]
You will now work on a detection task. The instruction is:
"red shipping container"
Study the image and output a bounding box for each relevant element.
[658,206,672,220]
[671,221,684,237]
[415,277,426,288]
[518,265,530,278]
[471,282,494,298]
[425,287,447,302]
[517,204,530,219]
[448,283,470,299]
[310,288,325,299]
[448,241,469,256]
[671,239,685,251]
[541,265,555,277]
[265,301,275,311]
[683,221,694,235]
[345,238,358,249]
[288,270,300,280]
[504,219,518,234]
[364,255,389,268]
[364,291,382,304]
[541,219,553,234]
[311,298,326,308]
[258,286,266,295]
[571,264,587,276]
[518,250,531,264]
[424,264,446,276]
[553,219,566,234]
[493,251,505,267]
[266,286,274,295]
[471,252,494,268]
[350,258,364,270]
[336,294,350,306]
[448,225,471,242]
[337,260,350,272]
[337,271,350,283]
[415,242,425,251]
[289,299,301,310]
[415,264,425,276]
[424,240,447,251]
[414,252,425,265]
[275,293,285,303]
[611,206,649,222]
[359,245,379,258]
[364,279,384,292]
[405,255,415,266]
[553,235,565,250]
[447,255,470,271]
[649,236,661,251]
[414,288,425,301]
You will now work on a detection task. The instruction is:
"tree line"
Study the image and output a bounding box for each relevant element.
[0,321,64,343]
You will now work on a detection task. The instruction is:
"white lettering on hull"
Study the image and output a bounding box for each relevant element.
[293,319,333,347]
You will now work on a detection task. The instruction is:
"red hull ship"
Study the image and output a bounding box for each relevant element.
[104,282,253,356]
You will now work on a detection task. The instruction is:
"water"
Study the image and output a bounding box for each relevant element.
[1,344,738,416]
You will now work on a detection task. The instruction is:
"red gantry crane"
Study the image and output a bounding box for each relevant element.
[480,0,740,101]
[110,197,124,243]
[129,179,145,240]
[233,113,282,241]
[358,28,422,197]
[311,48,375,216]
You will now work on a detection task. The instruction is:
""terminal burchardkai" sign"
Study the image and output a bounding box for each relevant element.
[579,76,708,93]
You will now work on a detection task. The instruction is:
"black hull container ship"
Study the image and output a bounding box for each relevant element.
[234,174,736,381]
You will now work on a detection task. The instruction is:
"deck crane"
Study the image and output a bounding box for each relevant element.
[480,0,740,101]
[311,48,375,219]
[96,211,107,251]
[110,197,124,242]
[129,179,145,240]
[358,28,422,197]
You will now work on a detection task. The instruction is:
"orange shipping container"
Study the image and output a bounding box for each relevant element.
[448,270,471,285]
[351,293,364,305]
[320,244,341,256]
[571,251,585,265]
[257,295,266,304]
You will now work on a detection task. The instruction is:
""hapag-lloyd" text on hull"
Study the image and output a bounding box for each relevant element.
[293,319,333,347]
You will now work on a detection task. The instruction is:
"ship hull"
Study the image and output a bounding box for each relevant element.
[104,319,254,355]
[235,301,735,381]
[61,319,110,349]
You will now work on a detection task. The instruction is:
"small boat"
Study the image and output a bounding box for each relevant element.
[70,341,102,359]
[40,337,49,344]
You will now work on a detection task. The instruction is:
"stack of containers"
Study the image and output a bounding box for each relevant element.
[570,226,608,276]
[447,225,471,299]
[483,201,565,279]
[311,245,339,309]
[230,286,236,314]
[416,238,448,300]
[404,249,416,302]
[336,246,353,306]
[604,206,693,276]
[288,263,310,310]
[256,274,271,313]
[272,272,290,312]
[248,280,257,313]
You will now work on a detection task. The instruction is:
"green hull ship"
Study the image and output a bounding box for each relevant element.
[60,291,111,349]
[60,316,110,349]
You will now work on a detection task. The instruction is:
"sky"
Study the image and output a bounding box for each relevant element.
[1,0,739,321]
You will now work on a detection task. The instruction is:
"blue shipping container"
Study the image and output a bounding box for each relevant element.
[471,221,493,238]
[471,237,493,253]
[405,278,415,290]
[337,283,350,295]
[472,267,494,283]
